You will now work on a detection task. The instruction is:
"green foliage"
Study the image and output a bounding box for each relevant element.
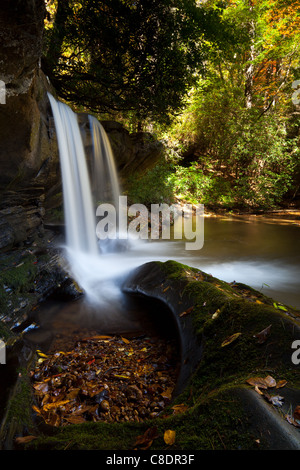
[44,0,300,209]
[126,161,175,206]
[164,66,300,209]
[43,0,228,126]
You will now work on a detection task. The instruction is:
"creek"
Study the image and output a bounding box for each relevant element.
[24,95,300,352]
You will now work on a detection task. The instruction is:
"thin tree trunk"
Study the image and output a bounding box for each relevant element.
[245,2,255,109]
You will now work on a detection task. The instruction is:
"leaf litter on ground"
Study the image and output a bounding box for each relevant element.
[246,374,300,428]
[29,334,179,427]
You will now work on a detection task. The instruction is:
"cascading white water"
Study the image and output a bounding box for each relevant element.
[48,94,184,307]
[48,93,98,255]
[88,115,120,210]
[48,94,152,306]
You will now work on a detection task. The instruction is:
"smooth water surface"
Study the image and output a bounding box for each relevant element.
[165,214,300,309]
[63,213,300,310]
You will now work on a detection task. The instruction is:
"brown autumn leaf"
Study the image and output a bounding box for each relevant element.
[254,385,264,395]
[161,387,173,400]
[33,381,50,393]
[134,427,159,450]
[15,435,37,445]
[264,375,277,388]
[294,405,300,421]
[253,324,272,344]
[66,388,80,399]
[246,375,278,393]
[221,332,241,347]
[164,430,176,446]
[32,405,41,415]
[43,399,71,411]
[171,403,188,415]
[179,306,194,317]
[286,414,300,428]
[30,334,178,426]
[246,377,269,390]
[276,380,287,389]
[64,415,86,424]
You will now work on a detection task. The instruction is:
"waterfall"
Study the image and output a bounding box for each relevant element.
[48,94,126,304]
[47,94,177,306]
[88,115,120,211]
[48,93,98,255]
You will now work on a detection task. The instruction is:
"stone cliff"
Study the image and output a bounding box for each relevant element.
[0,0,163,252]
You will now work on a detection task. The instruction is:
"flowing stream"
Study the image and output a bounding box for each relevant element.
[48,94,300,315]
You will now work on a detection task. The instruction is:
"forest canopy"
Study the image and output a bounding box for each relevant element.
[43,0,300,210]
[43,0,231,125]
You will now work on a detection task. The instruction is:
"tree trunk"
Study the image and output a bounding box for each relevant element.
[244,2,255,109]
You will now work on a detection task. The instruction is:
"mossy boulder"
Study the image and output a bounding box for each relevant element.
[3,260,300,450]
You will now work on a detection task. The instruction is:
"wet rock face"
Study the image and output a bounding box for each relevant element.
[0,0,60,191]
[0,1,60,250]
[0,0,59,190]
[102,122,164,180]
[0,0,45,98]
[79,115,164,183]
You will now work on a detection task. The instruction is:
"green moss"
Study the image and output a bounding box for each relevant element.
[0,253,38,321]
[28,385,262,451]
[13,260,300,450]
[0,254,38,293]
[5,370,33,427]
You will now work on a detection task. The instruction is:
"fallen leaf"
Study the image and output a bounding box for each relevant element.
[246,377,269,389]
[277,305,288,311]
[121,337,130,344]
[32,405,41,415]
[171,403,188,415]
[253,325,272,344]
[268,395,284,407]
[33,381,50,393]
[264,375,276,388]
[212,308,221,319]
[36,350,48,358]
[43,399,70,411]
[113,374,130,379]
[164,430,176,446]
[294,405,300,421]
[276,380,287,389]
[221,332,241,347]
[254,385,264,395]
[15,436,37,445]
[179,306,194,317]
[134,427,159,450]
[64,416,86,424]
[161,387,173,400]
[286,414,300,428]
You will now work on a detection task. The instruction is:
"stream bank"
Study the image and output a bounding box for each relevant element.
[1,249,300,450]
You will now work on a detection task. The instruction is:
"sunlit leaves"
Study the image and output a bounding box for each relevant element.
[30,334,178,427]
[43,0,224,124]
